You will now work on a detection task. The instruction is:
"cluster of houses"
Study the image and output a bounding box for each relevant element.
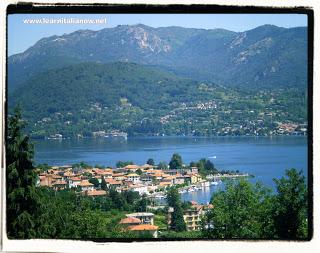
[119,212,159,238]
[37,163,204,197]
[275,122,307,135]
[37,164,214,237]
[118,200,213,238]
[168,201,213,232]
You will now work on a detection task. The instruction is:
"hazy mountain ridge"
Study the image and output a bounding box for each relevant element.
[8,24,307,91]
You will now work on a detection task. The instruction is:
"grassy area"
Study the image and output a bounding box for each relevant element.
[154,214,168,230]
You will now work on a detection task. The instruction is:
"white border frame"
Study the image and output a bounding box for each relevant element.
[1,0,319,252]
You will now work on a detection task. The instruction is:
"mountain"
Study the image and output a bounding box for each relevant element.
[9,61,307,139]
[8,24,307,92]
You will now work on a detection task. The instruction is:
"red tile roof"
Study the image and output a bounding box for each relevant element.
[70,177,81,181]
[119,217,141,224]
[79,180,93,187]
[128,224,158,231]
[53,180,67,185]
[124,164,140,170]
[85,190,107,196]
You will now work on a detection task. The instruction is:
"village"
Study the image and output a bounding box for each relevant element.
[37,160,249,237]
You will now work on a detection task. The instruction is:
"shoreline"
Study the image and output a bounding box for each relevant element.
[32,134,308,142]
[149,174,251,201]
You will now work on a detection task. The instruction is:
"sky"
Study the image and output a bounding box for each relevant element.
[8,13,308,56]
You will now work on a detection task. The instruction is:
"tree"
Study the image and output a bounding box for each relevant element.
[135,194,148,212]
[79,161,91,168]
[189,161,197,167]
[36,163,51,173]
[157,161,168,170]
[89,177,100,188]
[202,180,274,239]
[166,187,186,232]
[136,168,143,175]
[205,160,215,171]
[109,189,128,211]
[6,107,40,238]
[101,177,107,190]
[146,158,155,166]
[116,161,133,168]
[197,158,218,176]
[169,153,183,170]
[273,169,308,239]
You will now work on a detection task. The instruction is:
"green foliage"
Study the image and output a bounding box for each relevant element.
[181,201,192,211]
[273,169,308,239]
[72,161,92,169]
[197,158,218,176]
[9,61,307,139]
[35,188,130,239]
[202,179,275,239]
[34,186,151,239]
[202,169,308,240]
[135,194,149,212]
[88,177,100,188]
[157,161,168,170]
[154,214,168,230]
[116,160,133,168]
[169,153,183,170]
[6,106,40,239]
[166,187,186,232]
[146,158,155,166]
[101,177,107,190]
[189,161,197,167]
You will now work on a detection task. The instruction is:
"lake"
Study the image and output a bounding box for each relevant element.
[34,136,308,204]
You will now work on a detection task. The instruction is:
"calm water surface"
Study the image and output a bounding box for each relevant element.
[34,136,308,203]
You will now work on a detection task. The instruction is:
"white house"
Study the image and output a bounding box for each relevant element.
[69,177,82,188]
[127,173,141,184]
[130,184,149,195]
[79,180,94,191]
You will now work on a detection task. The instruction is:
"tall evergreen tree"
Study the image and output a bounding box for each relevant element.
[6,106,39,238]
[167,187,186,232]
[101,177,107,190]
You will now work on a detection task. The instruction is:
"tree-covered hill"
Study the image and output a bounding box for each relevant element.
[9,61,210,119]
[9,61,307,138]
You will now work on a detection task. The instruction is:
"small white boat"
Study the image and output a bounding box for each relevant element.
[188,188,195,192]
[211,181,219,186]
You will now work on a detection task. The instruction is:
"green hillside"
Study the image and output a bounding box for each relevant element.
[9,62,307,139]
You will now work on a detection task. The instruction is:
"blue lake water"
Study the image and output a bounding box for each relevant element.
[33,136,308,204]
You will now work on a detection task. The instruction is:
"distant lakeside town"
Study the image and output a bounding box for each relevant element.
[45,120,307,140]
